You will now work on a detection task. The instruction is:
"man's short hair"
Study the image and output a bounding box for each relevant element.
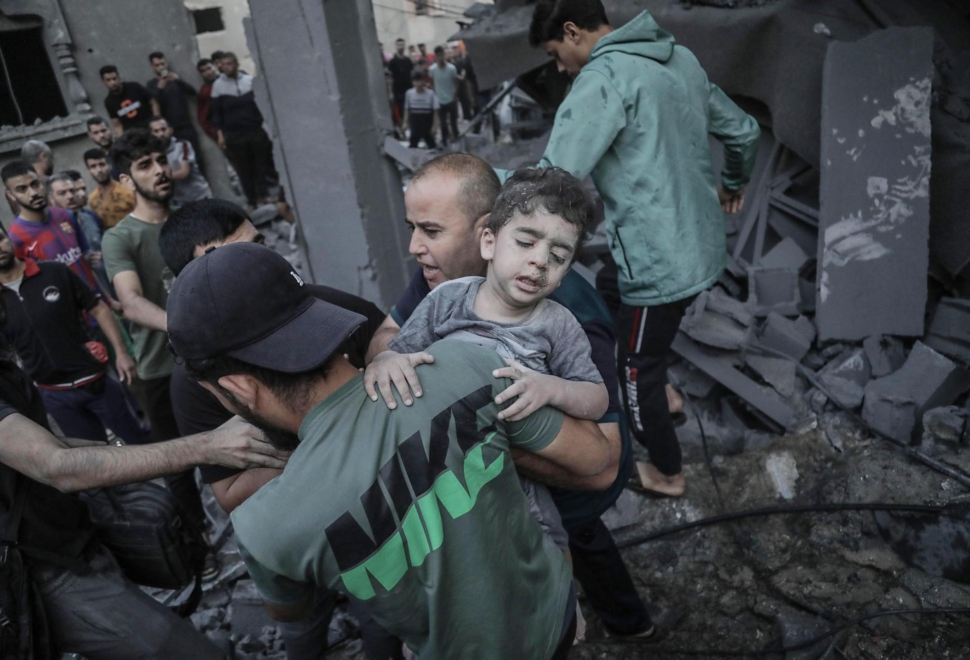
[86,116,109,129]
[47,171,75,192]
[210,50,226,61]
[410,153,501,225]
[487,167,595,255]
[149,116,169,127]
[99,64,119,78]
[395,38,406,44]
[83,148,107,165]
[528,0,610,47]
[62,169,83,182]
[20,140,51,165]
[222,51,237,61]
[411,70,426,82]
[434,46,445,56]
[110,129,168,177]
[160,199,252,275]
[149,51,165,61]
[1,160,35,185]
[197,58,212,68]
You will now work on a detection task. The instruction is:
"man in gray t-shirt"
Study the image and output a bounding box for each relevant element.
[150,117,212,209]
[391,275,603,550]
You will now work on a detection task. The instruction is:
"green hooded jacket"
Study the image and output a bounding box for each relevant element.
[530,11,760,306]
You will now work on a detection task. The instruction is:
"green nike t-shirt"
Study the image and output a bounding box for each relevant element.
[231,340,571,659]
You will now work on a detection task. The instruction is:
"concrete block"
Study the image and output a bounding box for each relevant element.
[747,267,801,317]
[922,406,968,445]
[821,347,871,386]
[817,27,934,341]
[680,288,753,350]
[746,354,797,398]
[756,313,813,362]
[758,237,809,271]
[863,335,907,377]
[925,298,970,366]
[862,342,970,441]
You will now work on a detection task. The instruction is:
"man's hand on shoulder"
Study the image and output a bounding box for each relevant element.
[200,416,290,470]
[363,350,435,409]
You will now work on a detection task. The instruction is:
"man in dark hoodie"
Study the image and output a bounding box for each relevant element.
[520,0,761,498]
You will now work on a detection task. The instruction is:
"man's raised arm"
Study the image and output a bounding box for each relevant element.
[365,314,402,363]
[0,414,287,493]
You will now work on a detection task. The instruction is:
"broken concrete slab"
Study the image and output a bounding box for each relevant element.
[680,288,754,350]
[673,333,796,430]
[755,313,815,362]
[924,298,970,367]
[669,362,718,399]
[817,27,934,341]
[818,348,871,409]
[922,406,968,445]
[758,236,809,271]
[382,135,436,172]
[863,335,907,378]
[747,266,802,317]
[746,354,797,398]
[862,341,970,442]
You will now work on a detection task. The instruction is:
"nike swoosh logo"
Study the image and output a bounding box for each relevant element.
[27,242,38,252]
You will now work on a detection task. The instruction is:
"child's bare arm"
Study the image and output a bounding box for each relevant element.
[492,359,609,422]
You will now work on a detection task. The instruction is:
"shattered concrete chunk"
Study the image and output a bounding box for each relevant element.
[669,362,717,399]
[747,266,801,317]
[746,354,797,398]
[759,237,810,271]
[924,298,970,367]
[756,313,813,362]
[775,611,833,660]
[862,342,970,441]
[922,406,968,445]
[818,348,871,409]
[765,451,799,499]
[680,288,754,350]
[863,334,907,377]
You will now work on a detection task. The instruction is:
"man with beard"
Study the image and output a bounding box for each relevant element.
[21,139,54,177]
[168,243,617,659]
[0,224,144,444]
[102,129,208,539]
[1,161,102,298]
[85,147,136,229]
[147,51,201,160]
[86,116,123,180]
[101,64,160,135]
[150,116,212,208]
[52,170,115,299]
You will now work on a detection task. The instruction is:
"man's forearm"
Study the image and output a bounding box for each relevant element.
[121,294,168,331]
[366,326,399,363]
[89,303,128,356]
[513,422,621,491]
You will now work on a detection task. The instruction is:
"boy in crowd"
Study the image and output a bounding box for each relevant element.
[85,148,136,229]
[366,167,608,550]
[403,71,438,149]
[150,116,213,208]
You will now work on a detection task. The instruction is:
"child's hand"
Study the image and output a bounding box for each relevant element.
[492,358,558,422]
[364,350,435,410]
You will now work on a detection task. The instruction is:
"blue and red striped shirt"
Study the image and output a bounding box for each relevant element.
[8,207,100,296]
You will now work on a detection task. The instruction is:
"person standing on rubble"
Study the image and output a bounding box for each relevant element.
[522,0,761,497]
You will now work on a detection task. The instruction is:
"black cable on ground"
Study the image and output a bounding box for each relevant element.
[607,607,970,657]
[615,501,961,549]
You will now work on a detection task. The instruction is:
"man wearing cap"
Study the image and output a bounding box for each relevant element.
[168,243,617,659]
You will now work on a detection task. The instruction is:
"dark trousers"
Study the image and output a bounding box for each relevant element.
[224,127,275,206]
[137,374,206,529]
[439,101,458,143]
[457,83,474,120]
[393,90,408,122]
[39,372,151,445]
[409,113,436,149]
[278,589,339,660]
[33,543,226,659]
[617,298,696,476]
[567,517,652,636]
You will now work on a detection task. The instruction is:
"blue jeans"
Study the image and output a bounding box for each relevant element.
[39,371,151,445]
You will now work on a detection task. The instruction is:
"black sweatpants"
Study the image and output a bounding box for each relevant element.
[409,113,436,149]
[137,375,206,529]
[439,101,458,143]
[616,297,696,477]
[567,517,652,636]
[224,127,275,206]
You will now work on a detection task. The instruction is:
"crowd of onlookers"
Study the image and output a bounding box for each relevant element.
[381,38,484,148]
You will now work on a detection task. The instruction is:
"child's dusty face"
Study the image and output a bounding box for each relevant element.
[481,209,579,307]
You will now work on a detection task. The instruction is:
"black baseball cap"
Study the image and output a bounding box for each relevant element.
[167,242,366,372]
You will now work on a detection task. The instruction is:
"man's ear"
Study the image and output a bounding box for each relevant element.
[563,21,582,43]
[473,212,490,237]
[217,373,260,409]
[481,227,496,261]
[119,173,135,192]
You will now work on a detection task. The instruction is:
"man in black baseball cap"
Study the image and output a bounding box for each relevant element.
[168,243,618,656]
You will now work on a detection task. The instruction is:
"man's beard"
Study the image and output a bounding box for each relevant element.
[220,387,301,452]
[93,172,111,185]
[133,177,173,204]
[41,163,53,176]
[23,196,46,212]
[0,252,16,272]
